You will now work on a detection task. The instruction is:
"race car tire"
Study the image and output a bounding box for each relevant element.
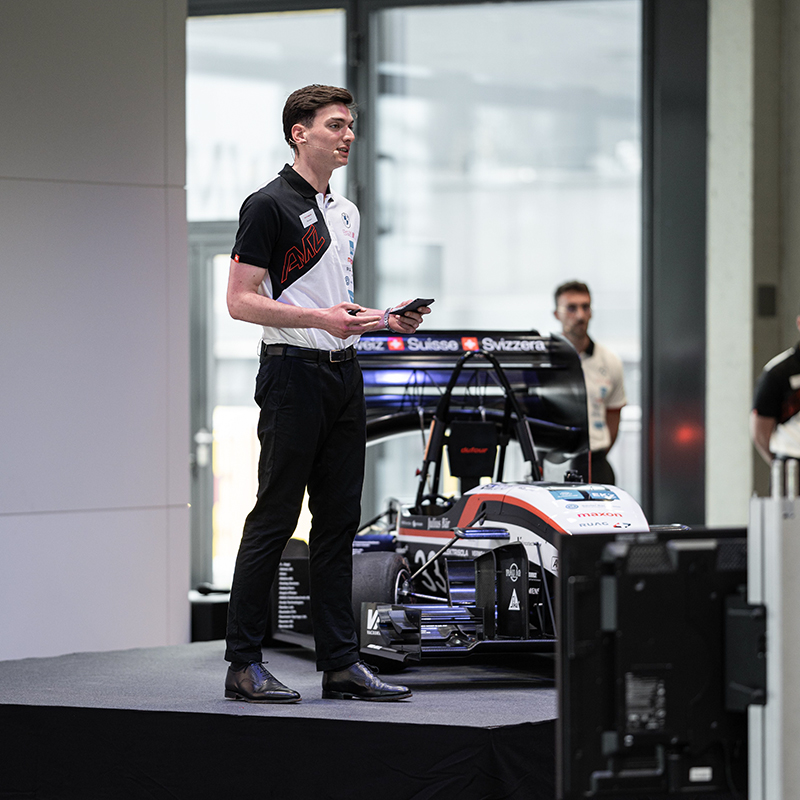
[352,552,410,670]
[352,551,410,616]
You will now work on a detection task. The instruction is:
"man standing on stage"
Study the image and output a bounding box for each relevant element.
[751,314,800,465]
[553,280,627,484]
[223,84,430,703]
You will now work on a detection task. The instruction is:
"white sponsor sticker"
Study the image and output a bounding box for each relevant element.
[688,767,712,783]
[367,607,380,633]
[300,209,318,228]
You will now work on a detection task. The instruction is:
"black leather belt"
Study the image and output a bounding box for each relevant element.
[261,342,357,363]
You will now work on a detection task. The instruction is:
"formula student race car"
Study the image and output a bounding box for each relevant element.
[269,329,652,668]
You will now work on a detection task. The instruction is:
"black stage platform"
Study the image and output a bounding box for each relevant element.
[0,641,557,799]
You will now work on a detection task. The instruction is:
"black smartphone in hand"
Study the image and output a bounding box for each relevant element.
[390,298,434,315]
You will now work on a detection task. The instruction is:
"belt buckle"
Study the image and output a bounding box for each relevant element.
[329,348,347,363]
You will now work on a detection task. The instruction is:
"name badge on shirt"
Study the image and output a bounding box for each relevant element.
[300,209,318,228]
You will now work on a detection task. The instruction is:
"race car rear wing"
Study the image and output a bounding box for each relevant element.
[356,330,588,465]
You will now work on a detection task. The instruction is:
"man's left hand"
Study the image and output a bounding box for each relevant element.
[386,300,431,334]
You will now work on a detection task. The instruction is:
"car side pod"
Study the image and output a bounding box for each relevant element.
[475,542,530,640]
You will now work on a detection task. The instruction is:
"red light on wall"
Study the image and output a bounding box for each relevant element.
[674,423,703,446]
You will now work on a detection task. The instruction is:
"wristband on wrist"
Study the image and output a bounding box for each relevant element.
[383,308,392,330]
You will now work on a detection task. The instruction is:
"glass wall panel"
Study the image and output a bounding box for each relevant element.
[369,0,642,512]
[187,11,347,222]
[187,12,346,586]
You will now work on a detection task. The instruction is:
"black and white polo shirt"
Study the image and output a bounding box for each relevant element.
[232,164,360,351]
[753,343,800,458]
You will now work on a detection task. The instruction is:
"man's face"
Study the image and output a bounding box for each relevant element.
[295,102,355,169]
[554,291,592,338]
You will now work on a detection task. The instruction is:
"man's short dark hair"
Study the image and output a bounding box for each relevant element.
[554,280,591,308]
[283,84,356,152]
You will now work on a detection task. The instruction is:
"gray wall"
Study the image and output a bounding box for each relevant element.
[0,0,189,660]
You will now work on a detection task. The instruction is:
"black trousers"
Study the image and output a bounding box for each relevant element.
[224,352,366,671]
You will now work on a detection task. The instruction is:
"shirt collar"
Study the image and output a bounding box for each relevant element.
[279,164,333,202]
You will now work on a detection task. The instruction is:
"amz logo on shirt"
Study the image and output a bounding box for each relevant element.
[282,226,326,282]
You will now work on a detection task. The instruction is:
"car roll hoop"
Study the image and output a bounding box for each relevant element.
[413,349,542,515]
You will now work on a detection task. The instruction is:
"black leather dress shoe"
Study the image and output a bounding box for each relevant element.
[224,662,301,703]
[322,661,412,701]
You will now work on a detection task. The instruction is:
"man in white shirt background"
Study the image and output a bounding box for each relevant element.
[553,280,627,485]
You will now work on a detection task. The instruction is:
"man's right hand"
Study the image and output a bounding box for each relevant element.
[318,303,382,340]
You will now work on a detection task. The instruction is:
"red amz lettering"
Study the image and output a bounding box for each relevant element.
[282,226,325,282]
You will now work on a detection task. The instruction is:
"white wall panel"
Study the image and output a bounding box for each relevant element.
[166,0,188,189]
[167,186,191,508]
[167,505,192,644]
[0,0,189,660]
[0,180,173,514]
[0,0,168,186]
[0,510,177,661]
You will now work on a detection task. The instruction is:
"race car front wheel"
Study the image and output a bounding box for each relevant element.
[352,551,410,637]
[352,551,410,611]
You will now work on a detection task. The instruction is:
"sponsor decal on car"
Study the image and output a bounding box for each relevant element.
[480,337,548,353]
[355,338,386,352]
[578,521,618,528]
[577,512,624,518]
[405,337,460,352]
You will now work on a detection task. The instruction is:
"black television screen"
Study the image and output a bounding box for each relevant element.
[557,528,755,799]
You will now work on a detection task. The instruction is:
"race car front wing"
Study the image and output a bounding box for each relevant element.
[358,542,556,665]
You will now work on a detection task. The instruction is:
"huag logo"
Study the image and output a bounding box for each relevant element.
[505,563,521,582]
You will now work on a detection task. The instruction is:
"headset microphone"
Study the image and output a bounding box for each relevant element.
[299,141,344,155]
